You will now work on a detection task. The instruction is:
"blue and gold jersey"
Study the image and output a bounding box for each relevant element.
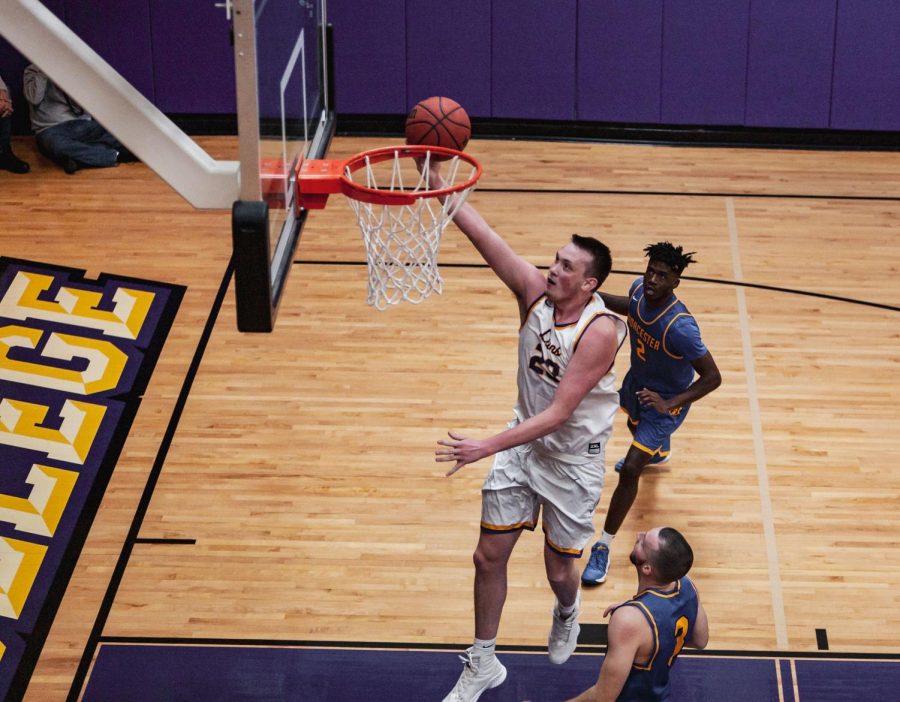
[615,576,699,702]
[624,278,707,397]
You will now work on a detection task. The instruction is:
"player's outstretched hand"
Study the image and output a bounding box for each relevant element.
[436,431,486,476]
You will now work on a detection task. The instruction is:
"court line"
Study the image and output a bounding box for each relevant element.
[775,657,785,702]
[133,538,197,545]
[93,636,900,660]
[68,260,235,701]
[293,261,900,312]
[477,187,900,202]
[790,658,801,702]
[726,196,789,650]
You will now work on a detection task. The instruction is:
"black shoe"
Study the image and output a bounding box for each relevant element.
[0,152,30,174]
[116,147,138,163]
[63,157,79,175]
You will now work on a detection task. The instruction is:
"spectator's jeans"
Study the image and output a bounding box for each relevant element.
[36,118,122,167]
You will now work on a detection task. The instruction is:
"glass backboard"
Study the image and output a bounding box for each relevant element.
[232,0,335,332]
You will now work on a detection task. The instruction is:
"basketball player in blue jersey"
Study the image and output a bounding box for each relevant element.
[425,162,627,702]
[582,243,721,586]
[567,526,708,701]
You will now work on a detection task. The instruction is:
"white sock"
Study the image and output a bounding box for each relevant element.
[473,638,496,657]
[557,600,577,618]
[599,530,616,547]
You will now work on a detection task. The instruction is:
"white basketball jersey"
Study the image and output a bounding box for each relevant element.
[514,293,627,462]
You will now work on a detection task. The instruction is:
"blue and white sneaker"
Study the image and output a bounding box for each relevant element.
[614,452,672,473]
[581,542,610,585]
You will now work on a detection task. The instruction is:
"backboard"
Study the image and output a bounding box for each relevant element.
[231,0,335,332]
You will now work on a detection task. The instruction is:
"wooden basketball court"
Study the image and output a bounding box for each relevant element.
[1,134,898,700]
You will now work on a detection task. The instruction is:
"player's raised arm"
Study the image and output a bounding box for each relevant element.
[426,161,545,303]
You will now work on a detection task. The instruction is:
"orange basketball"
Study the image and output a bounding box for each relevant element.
[405,96,471,152]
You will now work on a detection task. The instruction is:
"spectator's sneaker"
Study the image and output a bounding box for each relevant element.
[63,157,79,175]
[581,542,610,585]
[614,452,672,473]
[548,590,581,664]
[442,648,507,702]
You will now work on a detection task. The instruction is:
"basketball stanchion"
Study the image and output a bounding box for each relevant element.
[296,145,482,310]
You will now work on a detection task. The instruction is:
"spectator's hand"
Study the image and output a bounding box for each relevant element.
[0,90,13,118]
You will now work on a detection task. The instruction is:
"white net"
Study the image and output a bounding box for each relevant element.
[345,149,478,310]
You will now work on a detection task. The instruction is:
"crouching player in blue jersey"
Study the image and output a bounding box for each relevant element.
[582,243,721,586]
[567,527,709,701]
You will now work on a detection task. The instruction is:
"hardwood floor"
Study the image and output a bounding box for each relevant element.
[1,134,897,700]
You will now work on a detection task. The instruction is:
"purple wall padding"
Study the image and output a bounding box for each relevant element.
[577,0,663,123]
[745,0,836,128]
[328,0,406,114]
[831,1,900,130]
[3,1,900,132]
[491,1,576,120]
[149,1,235,113]
[63,0,155,102]
[406,0,491,118]
[661,0,750,125]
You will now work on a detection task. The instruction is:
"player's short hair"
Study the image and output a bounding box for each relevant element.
[650,527,694,583]
[644,241,696,275]
[571,234,612,291]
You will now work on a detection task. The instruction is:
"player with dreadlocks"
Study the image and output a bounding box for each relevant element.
[582,242,721,586]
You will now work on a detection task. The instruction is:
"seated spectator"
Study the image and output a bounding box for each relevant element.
[23,64,137,174]
[0,72,30,174]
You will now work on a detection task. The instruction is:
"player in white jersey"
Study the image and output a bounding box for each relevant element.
[426,162,627,702]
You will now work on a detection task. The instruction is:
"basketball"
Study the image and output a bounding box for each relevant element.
[405,96,471,153]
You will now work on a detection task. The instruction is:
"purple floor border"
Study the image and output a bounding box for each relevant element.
[82,644,900,701]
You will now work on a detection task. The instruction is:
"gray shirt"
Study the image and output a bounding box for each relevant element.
[23,64,91,133]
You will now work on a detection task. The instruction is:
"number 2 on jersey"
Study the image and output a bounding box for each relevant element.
[635,337,646,362]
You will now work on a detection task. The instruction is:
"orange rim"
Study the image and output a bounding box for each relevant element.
[297,145,482,208]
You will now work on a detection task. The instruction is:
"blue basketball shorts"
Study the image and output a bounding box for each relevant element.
[619,374,691,458]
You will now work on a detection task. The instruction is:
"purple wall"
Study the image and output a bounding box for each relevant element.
[661,0,750,125]
[405,0,491,117]
[150,1,235,113]
[63,0,155,102]
[831,1,900,131]
[491,0,577,120]
[2,0,899,133]
[331,1,405,114]
[745,0,836,128]
[578,1,663,123]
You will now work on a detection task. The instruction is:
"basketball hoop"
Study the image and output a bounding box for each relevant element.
[296,145,482,310]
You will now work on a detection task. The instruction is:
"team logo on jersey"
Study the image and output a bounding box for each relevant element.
[588,442,602,455]
[0,259,183,700]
